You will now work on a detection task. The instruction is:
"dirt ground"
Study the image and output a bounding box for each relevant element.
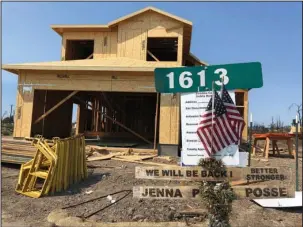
[1,141,302,227]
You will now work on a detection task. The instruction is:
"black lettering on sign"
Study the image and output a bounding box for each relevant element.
[150,188,156,197]
[146,169,156,176]
[245,188,253,197]
[175,189,183,198]
[272,188,278,197]
[263,188,270,197]
[166,189,173,197]
[254,188,262,197]
[280,188,287,197]
[134,186,294,200]
[57,74,70,79]
[186,170,191,177]
[162,170,170,176]
[192,189,200,197]
[244,187,289,198]
[142,188,184,198]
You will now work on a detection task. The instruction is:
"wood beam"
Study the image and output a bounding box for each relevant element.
[86,53,94,59]
[147,50,160,62]
[154,93,159,150]
[34,91,78,124]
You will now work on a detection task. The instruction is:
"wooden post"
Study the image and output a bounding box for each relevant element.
[265,137,270,159]
[153,93,159,151]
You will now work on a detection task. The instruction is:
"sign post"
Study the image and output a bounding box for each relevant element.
[295,115,299,191]
[135,61,269,226]
[248,113,253,166]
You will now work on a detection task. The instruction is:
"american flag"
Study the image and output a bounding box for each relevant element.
[221,86,246,144]
[197,91,238,156]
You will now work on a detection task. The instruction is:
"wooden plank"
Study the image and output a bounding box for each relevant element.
[133,186,295,200]
[34,91,78,124]
[85,146,157,154]
[112,158,177,167]
[87,154,115,162]
[135,166,289,182]
[114,155,157,161]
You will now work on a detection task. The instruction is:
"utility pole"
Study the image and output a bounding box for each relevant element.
[9,104,14,123]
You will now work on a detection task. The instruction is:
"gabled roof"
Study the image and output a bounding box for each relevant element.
[51,6,192,36]
[108,6,192,27]
[2,57,180,74]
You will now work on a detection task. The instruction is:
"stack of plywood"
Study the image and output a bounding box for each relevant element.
[1,138,36,164]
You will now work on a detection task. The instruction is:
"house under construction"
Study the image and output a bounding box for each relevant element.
[2,6,248,156]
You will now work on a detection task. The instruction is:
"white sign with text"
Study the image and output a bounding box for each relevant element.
[180,91,240,166]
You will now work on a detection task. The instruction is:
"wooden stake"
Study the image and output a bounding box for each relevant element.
[34,91,78,124]
[154,93,159,151]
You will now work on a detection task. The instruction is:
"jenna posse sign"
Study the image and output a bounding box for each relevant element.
[133,186,293,200]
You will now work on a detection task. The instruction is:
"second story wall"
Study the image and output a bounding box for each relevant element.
[61,30,118,60]
[60,11,184,63]
[117,11,184,64]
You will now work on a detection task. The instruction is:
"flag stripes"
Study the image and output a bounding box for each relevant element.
[197,91,238,156]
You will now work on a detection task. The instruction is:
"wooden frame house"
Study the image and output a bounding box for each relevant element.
[2,6,248,156]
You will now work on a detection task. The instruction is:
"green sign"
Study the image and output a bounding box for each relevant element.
[154,62,263,93]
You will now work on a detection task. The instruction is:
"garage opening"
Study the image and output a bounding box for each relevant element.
[30,90,160,149]
[146,37,178,61]
[65,40,94,60]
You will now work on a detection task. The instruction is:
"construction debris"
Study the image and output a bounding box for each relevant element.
[15,135,87,198]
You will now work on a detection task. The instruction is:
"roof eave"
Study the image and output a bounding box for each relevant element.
[2,65,158,73]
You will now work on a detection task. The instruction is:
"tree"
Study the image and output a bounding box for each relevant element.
[289,103,302,126]
[2,111,8,120]
[269,117,275,132]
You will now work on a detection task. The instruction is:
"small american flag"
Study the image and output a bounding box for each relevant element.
[221,86,246,144]
[197,91,238,156]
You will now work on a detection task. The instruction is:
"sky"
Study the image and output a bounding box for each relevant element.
[1,2,302,126]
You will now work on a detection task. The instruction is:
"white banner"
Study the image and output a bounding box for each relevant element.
[180,91,240,166]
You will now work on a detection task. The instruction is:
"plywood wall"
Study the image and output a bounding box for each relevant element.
[117,11,184,63]
[13,72,34,138]
[60,11,184,63]
[61,31,118,60]
[159,93,180,145]
[21,71,156,93]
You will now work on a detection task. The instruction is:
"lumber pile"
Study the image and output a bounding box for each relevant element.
[1,138,37,158]
[85,145,158,162]
[16,135,87,198]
